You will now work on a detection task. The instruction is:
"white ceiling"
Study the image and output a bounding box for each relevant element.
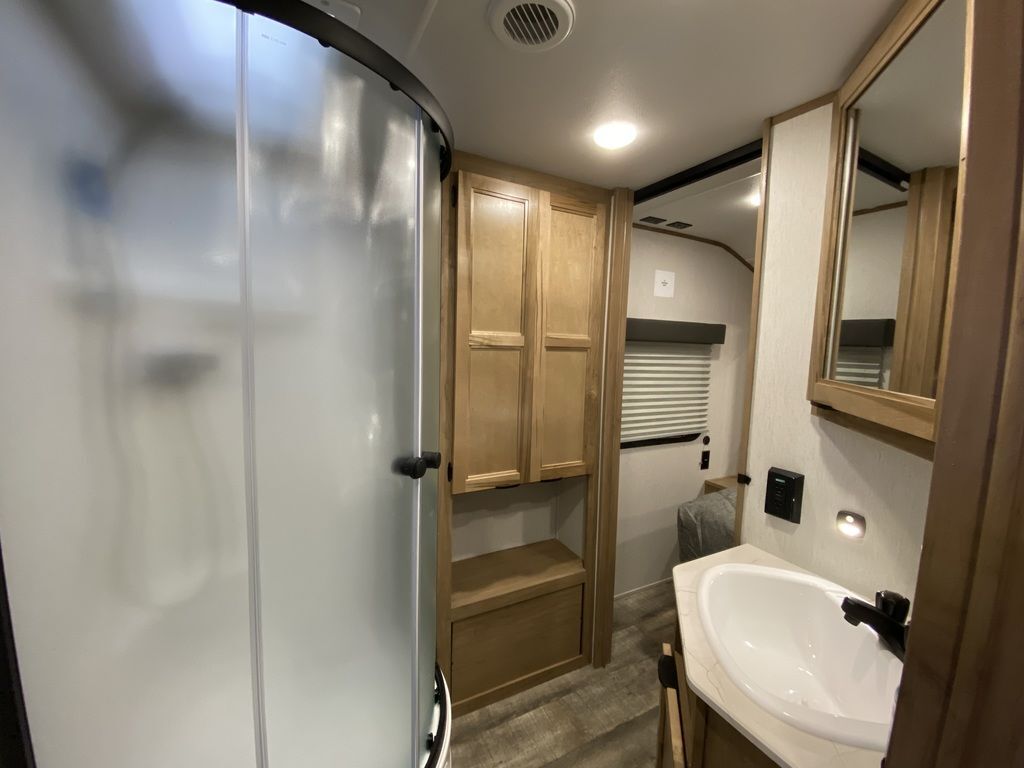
[855,0,966,172]
[853,171,907,210]
[41,0,918,193]
[383,0,904,189]
[633,159,761,263]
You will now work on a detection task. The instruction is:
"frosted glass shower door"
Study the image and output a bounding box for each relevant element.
[243,15,426,767]
[0,1,255,767]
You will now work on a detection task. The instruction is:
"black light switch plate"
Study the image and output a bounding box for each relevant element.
[765,467,803,523]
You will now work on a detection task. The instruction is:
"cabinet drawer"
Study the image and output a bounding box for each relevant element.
[451,585,583,704]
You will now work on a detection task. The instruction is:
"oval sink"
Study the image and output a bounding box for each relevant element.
[697,563,902,751]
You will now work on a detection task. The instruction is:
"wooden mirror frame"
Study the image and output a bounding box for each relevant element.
[807,0,967,446]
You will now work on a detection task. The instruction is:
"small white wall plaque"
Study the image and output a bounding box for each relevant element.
[654,269,675,298]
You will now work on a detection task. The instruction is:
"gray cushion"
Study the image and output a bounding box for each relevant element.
[677,487,736,563]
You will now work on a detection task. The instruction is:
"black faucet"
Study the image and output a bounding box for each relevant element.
[840,590,910,662]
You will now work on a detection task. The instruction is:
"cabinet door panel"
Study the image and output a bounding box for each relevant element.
[453,173,538,493]
[465,347,524,483]
[539,349,589,470]
[470,191,528,334]
[532,195,607,481]
[450,585,583,703]
[547,206,599,335]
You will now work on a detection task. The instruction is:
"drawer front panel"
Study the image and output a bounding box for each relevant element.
[451,585,583,702]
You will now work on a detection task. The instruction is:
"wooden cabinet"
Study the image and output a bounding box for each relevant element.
[436,152,628,717]
[448,539,587,714]
[451,172,607,493]
[658,643,777,768]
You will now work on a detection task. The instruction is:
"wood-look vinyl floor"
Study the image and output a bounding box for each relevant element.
[451,579,676,768]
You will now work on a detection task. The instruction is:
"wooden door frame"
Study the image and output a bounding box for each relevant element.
[886,0,1024,764]
[591,188,633,667]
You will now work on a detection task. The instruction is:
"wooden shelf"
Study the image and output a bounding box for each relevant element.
[702,475,739,495]
[451,539,585,622]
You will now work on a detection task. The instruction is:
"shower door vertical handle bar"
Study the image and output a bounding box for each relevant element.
[236,12,269,768]
[410,113,425,767]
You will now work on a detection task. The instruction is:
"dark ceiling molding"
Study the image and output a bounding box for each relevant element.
[632,223,753,272]
[853,200,908,217]
[857,148,910,191]
[222,0,455,179]
[634,139,763,204]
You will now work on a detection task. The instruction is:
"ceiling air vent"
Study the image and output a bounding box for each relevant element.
[639,216,667,225]
[489,0,575,52]
[666,221,692,230]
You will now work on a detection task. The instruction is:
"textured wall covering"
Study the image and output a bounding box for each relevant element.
[741,105,931,599]
[844,205,906,319]
[616,229,752,595]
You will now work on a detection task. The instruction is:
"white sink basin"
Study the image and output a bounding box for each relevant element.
[697,563,902,751]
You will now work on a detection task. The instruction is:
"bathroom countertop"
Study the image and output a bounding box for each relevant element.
[672,544,887,768]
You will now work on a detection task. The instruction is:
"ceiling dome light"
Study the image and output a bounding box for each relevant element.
[745,190,762,207]
[593,121,637,150]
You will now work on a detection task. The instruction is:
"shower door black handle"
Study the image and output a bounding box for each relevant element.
[396,451,442,480]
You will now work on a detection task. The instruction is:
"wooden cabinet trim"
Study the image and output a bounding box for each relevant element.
[467,331,526,348]
[450,538,585,621]
[543,333,591,348]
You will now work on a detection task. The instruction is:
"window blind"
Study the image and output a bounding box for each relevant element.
[834,346,885,388]
[621,341,711,443]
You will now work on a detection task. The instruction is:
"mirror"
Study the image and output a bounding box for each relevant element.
[824,0,966,399]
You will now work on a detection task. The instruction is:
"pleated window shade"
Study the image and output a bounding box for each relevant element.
[834,347,885,388]
[621,341,711,443]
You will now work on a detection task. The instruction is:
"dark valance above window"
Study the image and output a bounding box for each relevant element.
[625,318,726,345]
[838,318,896,348]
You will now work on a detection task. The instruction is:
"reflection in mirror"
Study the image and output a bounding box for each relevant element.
[828,0,966,398]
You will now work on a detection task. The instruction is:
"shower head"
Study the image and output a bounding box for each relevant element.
[141,350,219,389]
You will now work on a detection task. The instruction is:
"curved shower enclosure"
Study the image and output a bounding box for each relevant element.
[0,0,450,765]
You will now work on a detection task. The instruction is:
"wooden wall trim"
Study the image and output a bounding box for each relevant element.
[771,91,838,126]
[807,98,847,403]
[838,0,945,106]
[886,0,1024,763]
[811,405,934,461]
[436,167,457,678]
[631,223,753,272]
[889,167,958,398]
[591,188,633,667]
[733,118,773,544]
[852,200,908,217]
